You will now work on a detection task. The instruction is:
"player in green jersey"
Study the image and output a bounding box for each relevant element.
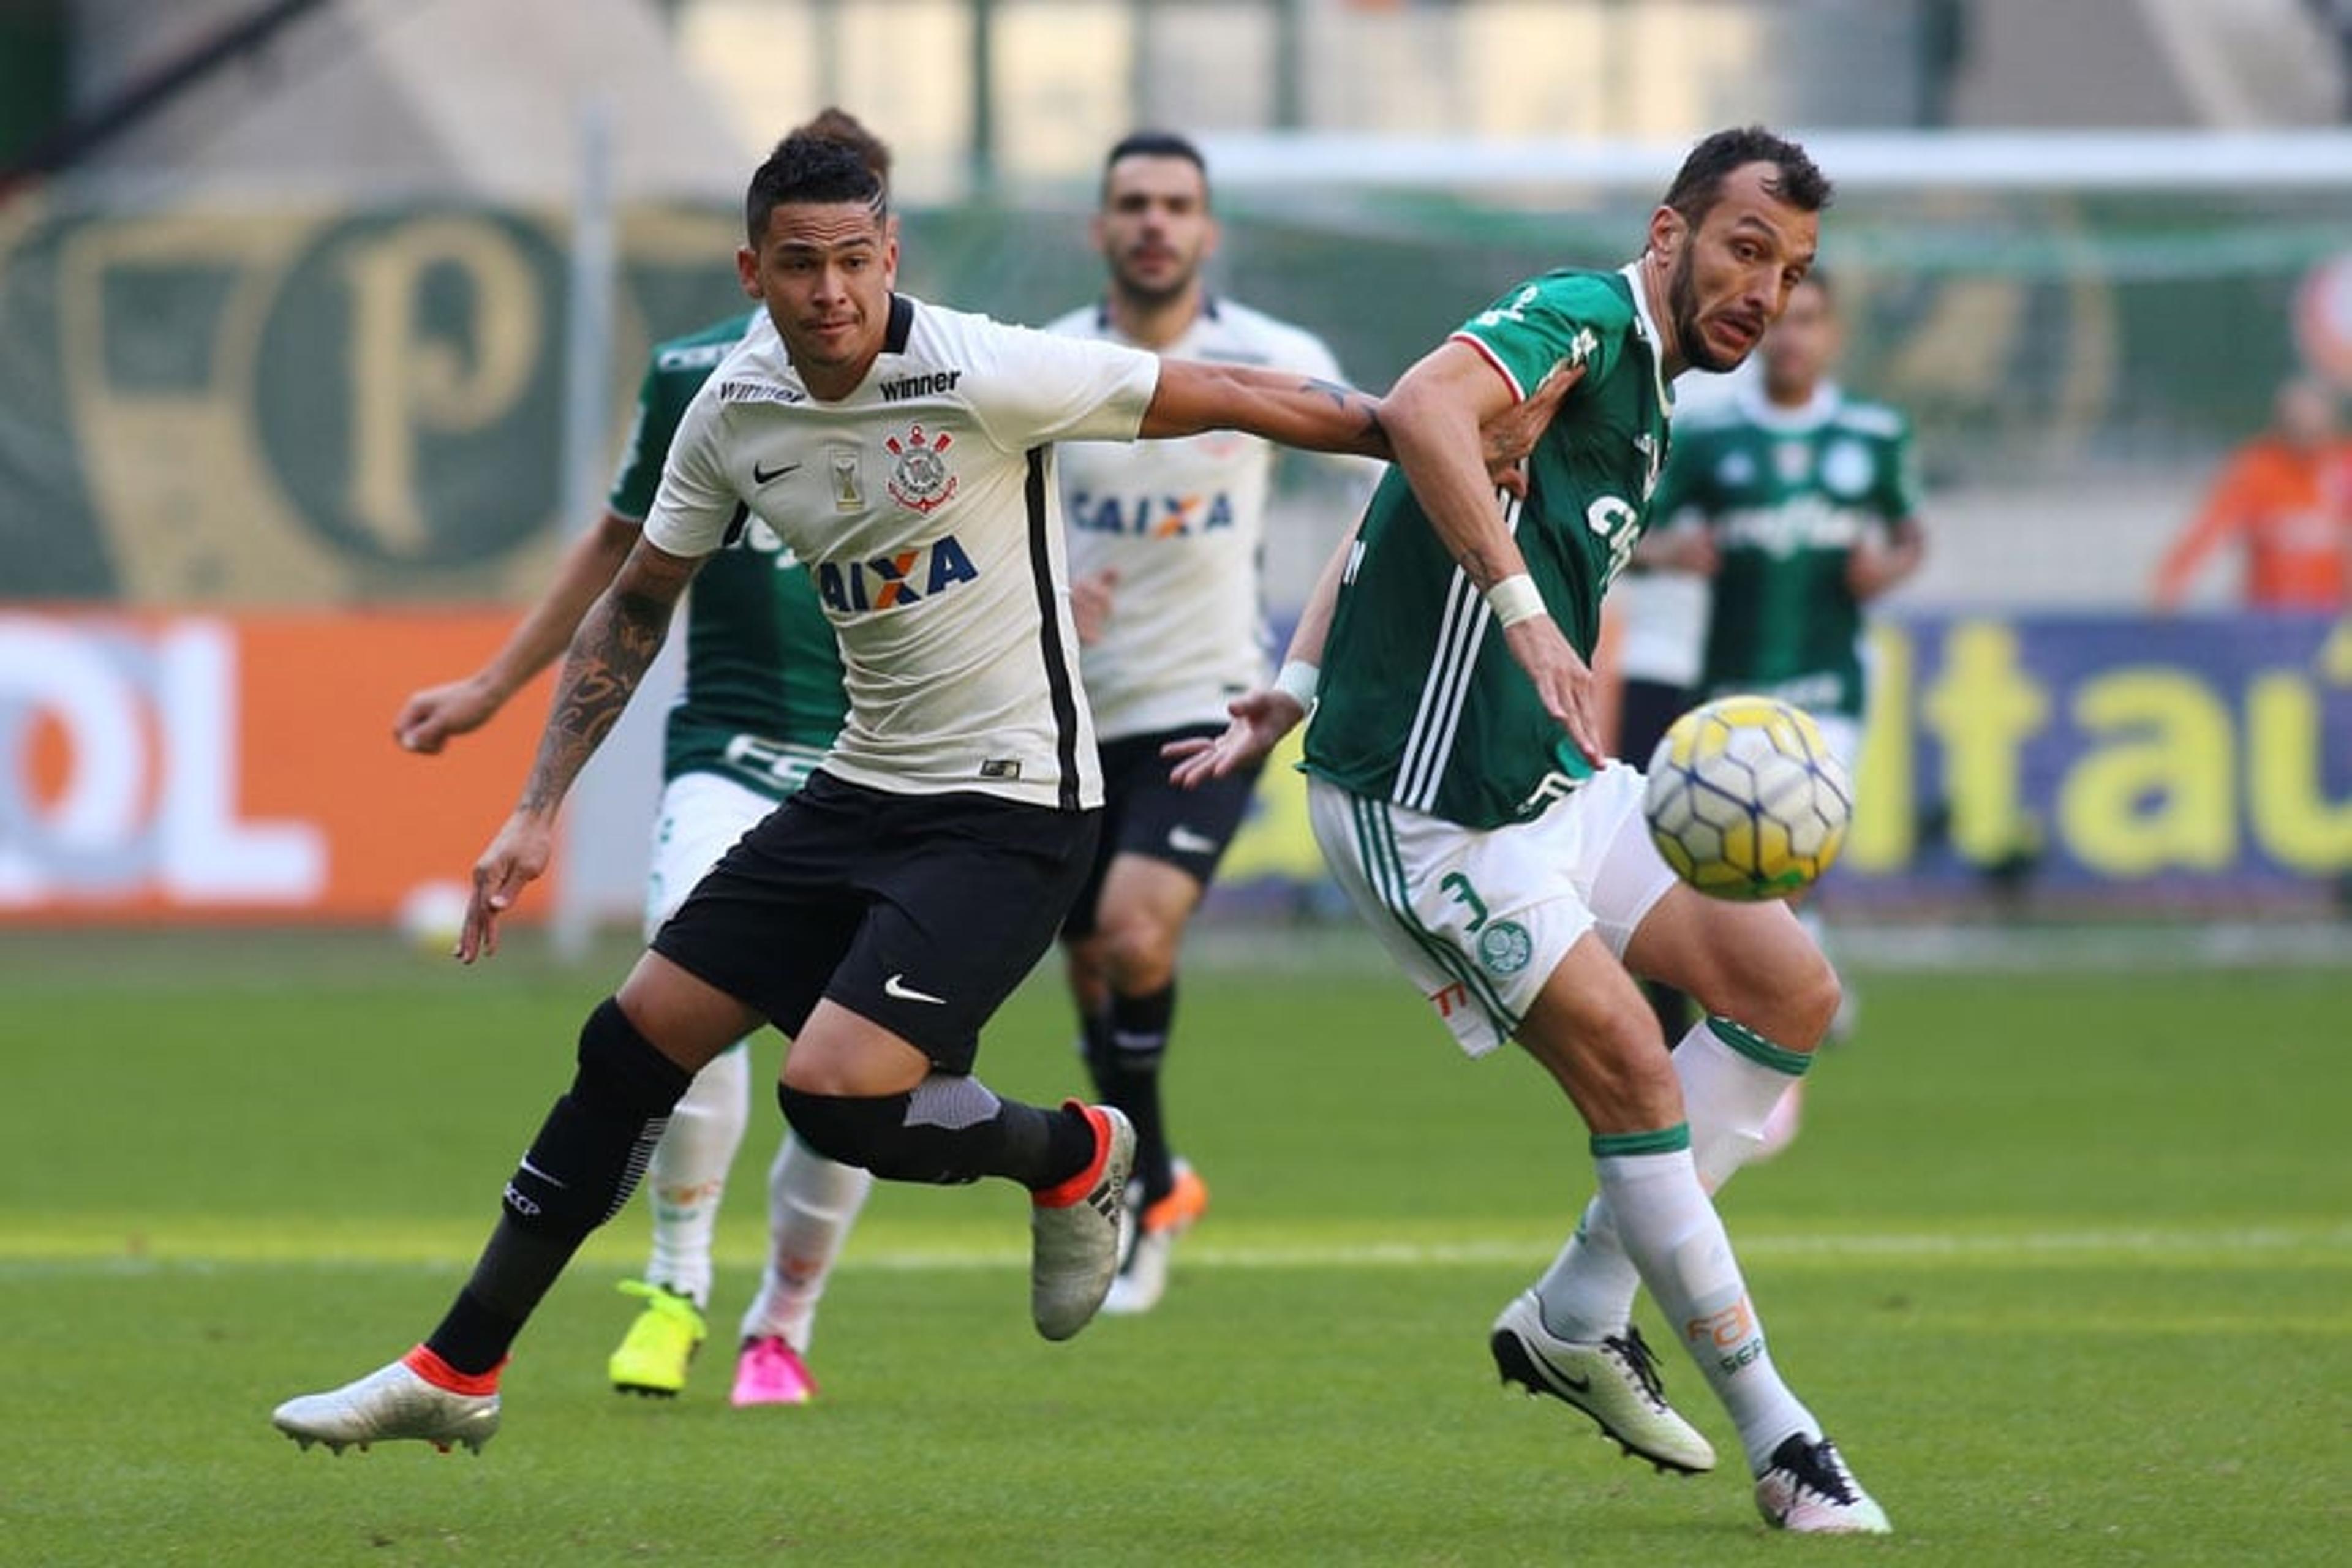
[1172,127,1891,1534]
[390,111,884,1409]
[1642,271,1924,1121]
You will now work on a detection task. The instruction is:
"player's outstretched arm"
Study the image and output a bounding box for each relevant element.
[460,537,699,962]
[1140,360,1572,477]
[1382,341,1605,763]
[1140,361,1389,457]
[395,514,641,753]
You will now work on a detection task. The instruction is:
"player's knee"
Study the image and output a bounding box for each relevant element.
[777,1083,989,1186]
[1785,955,1841,1049]
[576,996,693,1117]
[777,1084,891,1169]
[1692,927,1839,1052]
[1098,910,1180,993]
[1733,936,1840,1050]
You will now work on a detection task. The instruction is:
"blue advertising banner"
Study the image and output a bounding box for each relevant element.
[1838,610,2352,911]
[1210,610,2352,918]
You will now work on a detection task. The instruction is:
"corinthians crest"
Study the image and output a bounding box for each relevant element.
[884,423,958,513]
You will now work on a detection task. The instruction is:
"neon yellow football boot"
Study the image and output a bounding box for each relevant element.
[608,1280,707,1397]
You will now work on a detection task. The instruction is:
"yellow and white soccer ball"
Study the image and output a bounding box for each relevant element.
[1642,695,1853,902]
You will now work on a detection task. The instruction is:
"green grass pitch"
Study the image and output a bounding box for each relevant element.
[3,928,2343,1566]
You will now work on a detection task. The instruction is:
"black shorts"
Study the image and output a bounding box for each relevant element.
[1062,724,1261,939]
[650,771,1100,1074]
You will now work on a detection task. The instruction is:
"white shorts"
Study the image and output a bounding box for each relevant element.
[643,771,786,940]
[1308,764,1678,1058]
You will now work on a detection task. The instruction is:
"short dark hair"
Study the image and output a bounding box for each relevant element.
[745,119,889,245]
[1101,129,1210,203]
[1661,126,1833,230]
[796,106,893,187]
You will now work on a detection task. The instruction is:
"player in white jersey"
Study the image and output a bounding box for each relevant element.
[1044,132,1376,1314]
[272,121,1551,1457]
[390,110,887,1411]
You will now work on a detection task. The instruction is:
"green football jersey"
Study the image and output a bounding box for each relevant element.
[1651,384,1917,718]
[1306,266,1673,828]
[609,311,848,799]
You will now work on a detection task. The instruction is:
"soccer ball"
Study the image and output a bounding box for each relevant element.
[1642,696,1853,902]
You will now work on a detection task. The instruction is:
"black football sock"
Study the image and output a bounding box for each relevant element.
[1080,1004,1118,1101]
[779,1075,1098,1191]
[1102,983,1175,1205]
[423,998,691,1376]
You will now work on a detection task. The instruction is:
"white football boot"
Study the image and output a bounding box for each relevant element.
[1754,1433,1892,1534]
[1028,1104,1135,1341]
[1489,1290,1716,1474]
[273,1357,500,1455]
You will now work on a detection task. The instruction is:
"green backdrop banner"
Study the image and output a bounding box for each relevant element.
[3,189,2348,603]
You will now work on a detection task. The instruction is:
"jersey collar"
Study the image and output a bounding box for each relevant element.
[1091,293,1219,348]
[1618,262,1675,418]
[1736,379,1843,433]
[742,296,917,398]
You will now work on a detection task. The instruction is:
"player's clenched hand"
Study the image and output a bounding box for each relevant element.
[1164,689,1306,788]
[395,677,499,755]
[1500,616,1604,765]
[459,812,555,963]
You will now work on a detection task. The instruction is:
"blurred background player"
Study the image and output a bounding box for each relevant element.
[1043,130,1374,1314]
[2154,374,2352,614]
[1639,270,1924,1151]
[389,109,888,1409]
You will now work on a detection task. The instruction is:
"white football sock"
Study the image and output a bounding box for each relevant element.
[640,1040,752,1310]
[740,1133,874,1351]
[1596,1138,1817,1473]
[1534,1019,1811,1341]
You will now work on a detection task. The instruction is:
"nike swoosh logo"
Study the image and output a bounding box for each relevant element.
[752,461,802,485]
[518,1157,568,1189]
[1166,826,1218,855]
[883,973,946,1005]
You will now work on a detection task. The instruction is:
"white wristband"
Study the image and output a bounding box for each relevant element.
[1272,658,1321,710]
[1485,573,1546,627]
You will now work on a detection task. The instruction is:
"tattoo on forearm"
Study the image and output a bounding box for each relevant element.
[1297,377,1386,450]
[518,592,666,813]
[1300,377,1355,410]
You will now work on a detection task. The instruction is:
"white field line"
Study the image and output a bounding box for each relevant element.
[2,1224,2345,1278]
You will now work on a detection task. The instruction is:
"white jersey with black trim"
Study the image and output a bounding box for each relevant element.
[1045,296,1349,740]
[646,295,1161,810]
